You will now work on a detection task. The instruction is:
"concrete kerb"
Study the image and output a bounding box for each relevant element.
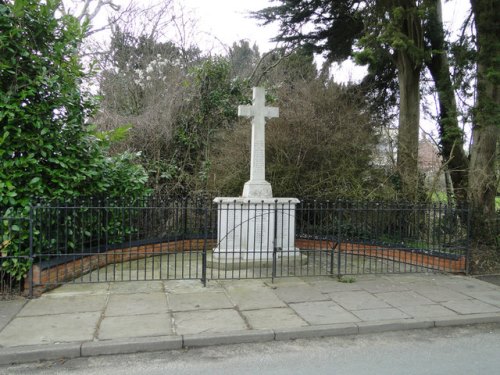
[183,329,275,348]
[356,319,435,334]
[2,314,500,365]
[274,323,358,341]
[0,343,81,365]
[433,313,500,327]
[81,336,183,357]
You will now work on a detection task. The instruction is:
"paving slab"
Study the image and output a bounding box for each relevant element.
[272,284,329,303]
[47,283,110,296]
[382,274,438,284]
[439,276,497,292]
[308,280,363,293]
[18,294,107,317]
[173,309,247,335]
[457,291,500,307]
[105,293,167,316]
[4,273,500,365]
[351,308,410,321]
[242,308,307,329]
[410,286,471,302]
[109,281,164,294]
[219,279,268,289]
[164,280,222,293]
[0,299,25,332]
[167,292,233,312]
[289,301,360,325]
[375,291,434,307]
[355,279,411,293]
[264,278,309,287]
[329,291,390,310]
[224,286,286,310]
[398,304,458,319]
[0,312,100,347]
[442,299,500,314]
[98,313,172,340]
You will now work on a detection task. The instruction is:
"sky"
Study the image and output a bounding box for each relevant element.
[180,0,279,53]
[87,0,470,84]
[86,0,471,137]
[177,0,470,84]
[174,0,470,54]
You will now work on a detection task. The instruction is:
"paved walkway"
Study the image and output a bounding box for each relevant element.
[1,273,500,365]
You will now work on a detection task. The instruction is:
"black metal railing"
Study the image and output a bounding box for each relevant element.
[1,197,472,296]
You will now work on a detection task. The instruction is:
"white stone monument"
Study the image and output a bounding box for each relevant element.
[238,87,277,198]
[213,87,300,266]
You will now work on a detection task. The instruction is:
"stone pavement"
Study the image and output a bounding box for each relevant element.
[1,273,500,365]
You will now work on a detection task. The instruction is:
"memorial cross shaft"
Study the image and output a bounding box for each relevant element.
[238,87,279,198]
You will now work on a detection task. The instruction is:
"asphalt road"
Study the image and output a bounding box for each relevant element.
[2,324,500,375]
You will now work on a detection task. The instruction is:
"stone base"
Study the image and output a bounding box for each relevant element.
[213,197,300,266]
[207,250,308,270]
[242,180,272,198]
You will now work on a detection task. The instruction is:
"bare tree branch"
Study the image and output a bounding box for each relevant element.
[249,46,296,86]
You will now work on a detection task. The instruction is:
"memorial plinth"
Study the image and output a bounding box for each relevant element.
[212,198,300,265]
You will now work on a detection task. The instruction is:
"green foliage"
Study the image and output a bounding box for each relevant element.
[209,51,395,200]
[338,276,356,283]
[256,0,364,62]
[1,219,31,281]
[191,57,248,129]
[91,125,133,148]
[169,57,251,195]
[0,0,149,280]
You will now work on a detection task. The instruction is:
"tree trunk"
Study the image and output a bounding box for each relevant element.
[426,0,469,205]
[468,0,499,244]
[396,51,422,201]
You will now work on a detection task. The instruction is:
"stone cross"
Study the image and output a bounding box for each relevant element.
[238,87,279,198]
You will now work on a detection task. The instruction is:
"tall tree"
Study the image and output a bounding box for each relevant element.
[228,40,261,79]
[468,0,499,242]
[424,0,469,204]
[256,0,426,200]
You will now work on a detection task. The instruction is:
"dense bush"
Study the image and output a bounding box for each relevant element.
[0,0,149,281]
[208,51,397,200]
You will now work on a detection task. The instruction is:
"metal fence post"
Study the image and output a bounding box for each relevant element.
[201,207,208,287]
[337,202,342,277]
[28,205,34,298]
[183,198,188,238]
[272,200,278,283]
[465,202,472,275]
[329,201,335,276]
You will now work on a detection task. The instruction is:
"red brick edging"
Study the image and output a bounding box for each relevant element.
[25,238,465,293]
